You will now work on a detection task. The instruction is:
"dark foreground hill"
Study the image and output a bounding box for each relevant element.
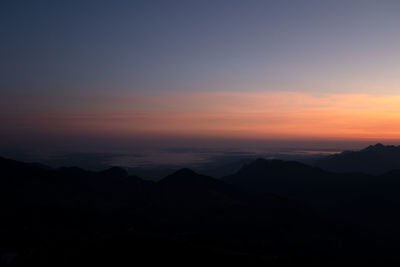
[225,158,400,240]
[0,156,399,266]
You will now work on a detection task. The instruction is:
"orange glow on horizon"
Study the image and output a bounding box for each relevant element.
[6,92,400,141]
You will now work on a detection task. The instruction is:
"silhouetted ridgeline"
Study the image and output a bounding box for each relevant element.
[2,147,400,266]
[316,143,400,175]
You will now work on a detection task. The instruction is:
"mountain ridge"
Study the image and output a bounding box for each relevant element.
[316,143,400,175]
[1,152,400,265]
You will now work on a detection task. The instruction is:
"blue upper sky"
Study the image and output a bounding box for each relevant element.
[2,0,400,97]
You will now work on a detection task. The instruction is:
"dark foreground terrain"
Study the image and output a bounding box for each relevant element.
[2,146,400,266]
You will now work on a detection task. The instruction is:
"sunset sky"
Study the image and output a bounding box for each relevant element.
[2,0,400,155]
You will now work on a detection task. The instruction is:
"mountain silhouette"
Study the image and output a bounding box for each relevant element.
[316,143,400,175]
[225,159,329,195]
[157,168,245,207]
[223,158,356,207]
[1,155,400,266]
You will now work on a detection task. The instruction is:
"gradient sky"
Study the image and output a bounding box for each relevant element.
[1,0,400,153]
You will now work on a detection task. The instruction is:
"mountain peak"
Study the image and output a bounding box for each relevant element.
[240,158,309,174]
[363,143,386,151]
[157,168,235,193]
[100,166,128,177]
[317,143,400,175]
[159,168,203,185]
[244,158,282,168]
[171,168,198,177]
[225,158,328,196]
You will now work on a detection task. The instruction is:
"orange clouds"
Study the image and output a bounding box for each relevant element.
[4,92,400,141]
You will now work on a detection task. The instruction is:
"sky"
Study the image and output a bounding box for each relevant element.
[1,0,400,158]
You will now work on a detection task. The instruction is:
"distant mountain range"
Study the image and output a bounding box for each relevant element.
[2,145,400,265]
[316,143,400,175]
